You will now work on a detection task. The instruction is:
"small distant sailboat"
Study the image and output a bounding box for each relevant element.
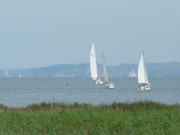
[5,70,10,78]
[18,74,22,80]
[137,52,150,90]
[90,42,103,85]
[129,69,137,78]
[103,54,115,89]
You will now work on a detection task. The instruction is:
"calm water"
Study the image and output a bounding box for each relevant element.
[0,78,179,107]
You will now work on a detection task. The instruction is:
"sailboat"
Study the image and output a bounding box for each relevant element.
[137,52,150,90]
[129,69,137,78]
[90,42,103,85]
[103,54,115,89]
[18,74,22,80]
[5,70,10,78]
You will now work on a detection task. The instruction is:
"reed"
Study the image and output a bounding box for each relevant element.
[0,101,179,135]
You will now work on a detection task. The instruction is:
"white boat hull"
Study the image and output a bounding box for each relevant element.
[138,84,150,91]
[105,83,115,89]
[94,78,103,85]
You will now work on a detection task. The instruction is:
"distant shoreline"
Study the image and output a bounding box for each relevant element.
[0,62,180,77]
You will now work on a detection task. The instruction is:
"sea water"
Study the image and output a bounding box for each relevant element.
[0,78,179,107]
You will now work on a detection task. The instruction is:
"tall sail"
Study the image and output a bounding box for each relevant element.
[90,42,98,80]
[138,52,149,84]
[103,54,109,83]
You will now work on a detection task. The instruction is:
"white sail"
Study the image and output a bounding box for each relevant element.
[132,69,137,77]
[5,70,10,78]
[19,74,22,78]
[103,54,109,83]
[128,71,132,77]
[129,69,137,77]
[138,52,149,84]
[90,42,98,80]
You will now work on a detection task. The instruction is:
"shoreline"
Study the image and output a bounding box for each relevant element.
[1,101,179,110]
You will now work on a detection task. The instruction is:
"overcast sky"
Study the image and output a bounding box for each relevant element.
[0,0,180,68]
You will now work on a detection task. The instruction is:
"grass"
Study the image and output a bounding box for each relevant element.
[0,101,180,135]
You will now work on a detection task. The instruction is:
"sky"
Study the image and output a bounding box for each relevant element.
[0,0,180,68]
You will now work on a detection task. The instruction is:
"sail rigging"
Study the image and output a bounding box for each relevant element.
[103,54,109,83]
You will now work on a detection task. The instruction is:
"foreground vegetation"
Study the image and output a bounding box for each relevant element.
[0,101,180,135]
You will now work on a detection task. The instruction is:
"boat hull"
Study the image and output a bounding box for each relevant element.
[105,83,115,89]
[94,78,103,85]
[138,84,150,91]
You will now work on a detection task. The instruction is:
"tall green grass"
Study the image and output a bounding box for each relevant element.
[0,101,179,135]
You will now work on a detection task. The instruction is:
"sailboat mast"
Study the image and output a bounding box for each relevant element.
[103,54,109,83]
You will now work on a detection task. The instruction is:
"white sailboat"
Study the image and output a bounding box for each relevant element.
[18,74,22,80]
[103,54,115,89]
[129,69,137,78]
[5,70,10,78]
[90,42,103,85]
[19,74,22,78]
[137,52,150,90]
